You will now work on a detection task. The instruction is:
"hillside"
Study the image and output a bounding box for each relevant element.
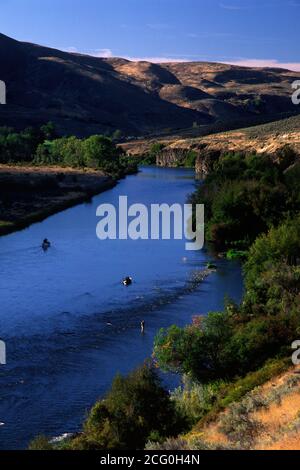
[0,33,300,136]
[121,114,300,173]
[187,365,300,451]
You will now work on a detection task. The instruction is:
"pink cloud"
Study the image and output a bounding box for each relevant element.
[223,58,300,72]
[64,48,300,72]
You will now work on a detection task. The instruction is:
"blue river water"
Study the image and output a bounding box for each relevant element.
[0,166,243,449]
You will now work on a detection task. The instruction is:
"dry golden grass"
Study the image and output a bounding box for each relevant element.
[187,367,300,451]
[0,164,105,176]
[120,118,300,159]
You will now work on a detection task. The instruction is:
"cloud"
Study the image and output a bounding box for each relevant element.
[219,2,247,9]
[146,23,170,30]
[64,46,186,62]
[120,56,300,70]
[187,32,233,39]
[223,58,300,72]
[126,57,186,63]
[219,1,297,10]
[65,46,79,53]
[91,48,113,58]
[63,47,300,71]
[65,47,113,58]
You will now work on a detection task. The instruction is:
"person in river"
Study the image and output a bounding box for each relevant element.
[122,276,132,286]
[141,320,145,334]
[42,238,51,251]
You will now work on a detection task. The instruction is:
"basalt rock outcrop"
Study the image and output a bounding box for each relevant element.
[156,147,193,167]
[195,148,221,176]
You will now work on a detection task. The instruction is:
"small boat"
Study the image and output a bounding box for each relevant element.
[122,276,133,286]
[42,239,51,251]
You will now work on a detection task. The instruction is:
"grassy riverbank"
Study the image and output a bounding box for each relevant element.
[0,124,138,237]
[0,165,117,237]
[29,142,300,451]
[150,148,300,450]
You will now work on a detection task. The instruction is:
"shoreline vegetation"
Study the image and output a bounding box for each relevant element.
[29,137,300,451]
[0,123,137,237]
[3,119,300,450]
[0,165,117,237]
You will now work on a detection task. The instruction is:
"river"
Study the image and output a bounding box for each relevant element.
[0,166,243,449]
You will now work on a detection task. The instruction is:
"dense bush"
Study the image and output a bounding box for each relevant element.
[0,124,136,177]
[171,375,224,425]
[219,399,264,448]
[154,216,300,381]
[190,151,299,249]
[65,364,186,450]
[29,435,54,451]
[141,142,165,165]
[35,135,127,172]
[0,122,56,163]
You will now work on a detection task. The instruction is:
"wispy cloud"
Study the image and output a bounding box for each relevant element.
[91,48,113,58]
[219,2,247,10]
[125,56,186,63]
[224,58,300,72]
[65,46,78,53]
[221,0,300,9]
[146,23,170,30]
[64,47,300,71]
[64,47,113,58]
[187,31,233,39]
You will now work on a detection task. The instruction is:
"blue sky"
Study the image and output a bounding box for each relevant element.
[1,0,300,69]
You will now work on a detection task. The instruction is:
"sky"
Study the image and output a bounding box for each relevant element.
[1,0,300,70]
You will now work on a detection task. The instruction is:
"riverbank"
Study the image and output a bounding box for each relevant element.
[0,166,244,449]
[149,146,300,451]
[0,165,117,237]
[189,362,300,450]
[119,114,300,176]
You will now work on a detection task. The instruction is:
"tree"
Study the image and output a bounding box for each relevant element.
[40,122,56,140]
[83,135,120,168]
[69,364,186,450]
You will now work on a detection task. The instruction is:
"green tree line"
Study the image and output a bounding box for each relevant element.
[30,146,300,450]
[0,123,136,177]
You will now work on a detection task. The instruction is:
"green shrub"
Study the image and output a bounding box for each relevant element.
[145,437,189,450]
[0,123,56,164]
[244,216,300,292]
[226,249,248,260]
[154,215,300,380]
[34,134,135,177]
[219,358,289,408]
[171,375,225,425]
[184,150,197,168]
[28,435,54,451]
[219,400,263,448]
[68,364,187,450]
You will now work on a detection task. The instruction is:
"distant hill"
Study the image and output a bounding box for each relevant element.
[0,33,300,136]
[121,114,300,170]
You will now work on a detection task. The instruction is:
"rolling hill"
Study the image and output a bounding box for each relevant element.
[0,32,300,136]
